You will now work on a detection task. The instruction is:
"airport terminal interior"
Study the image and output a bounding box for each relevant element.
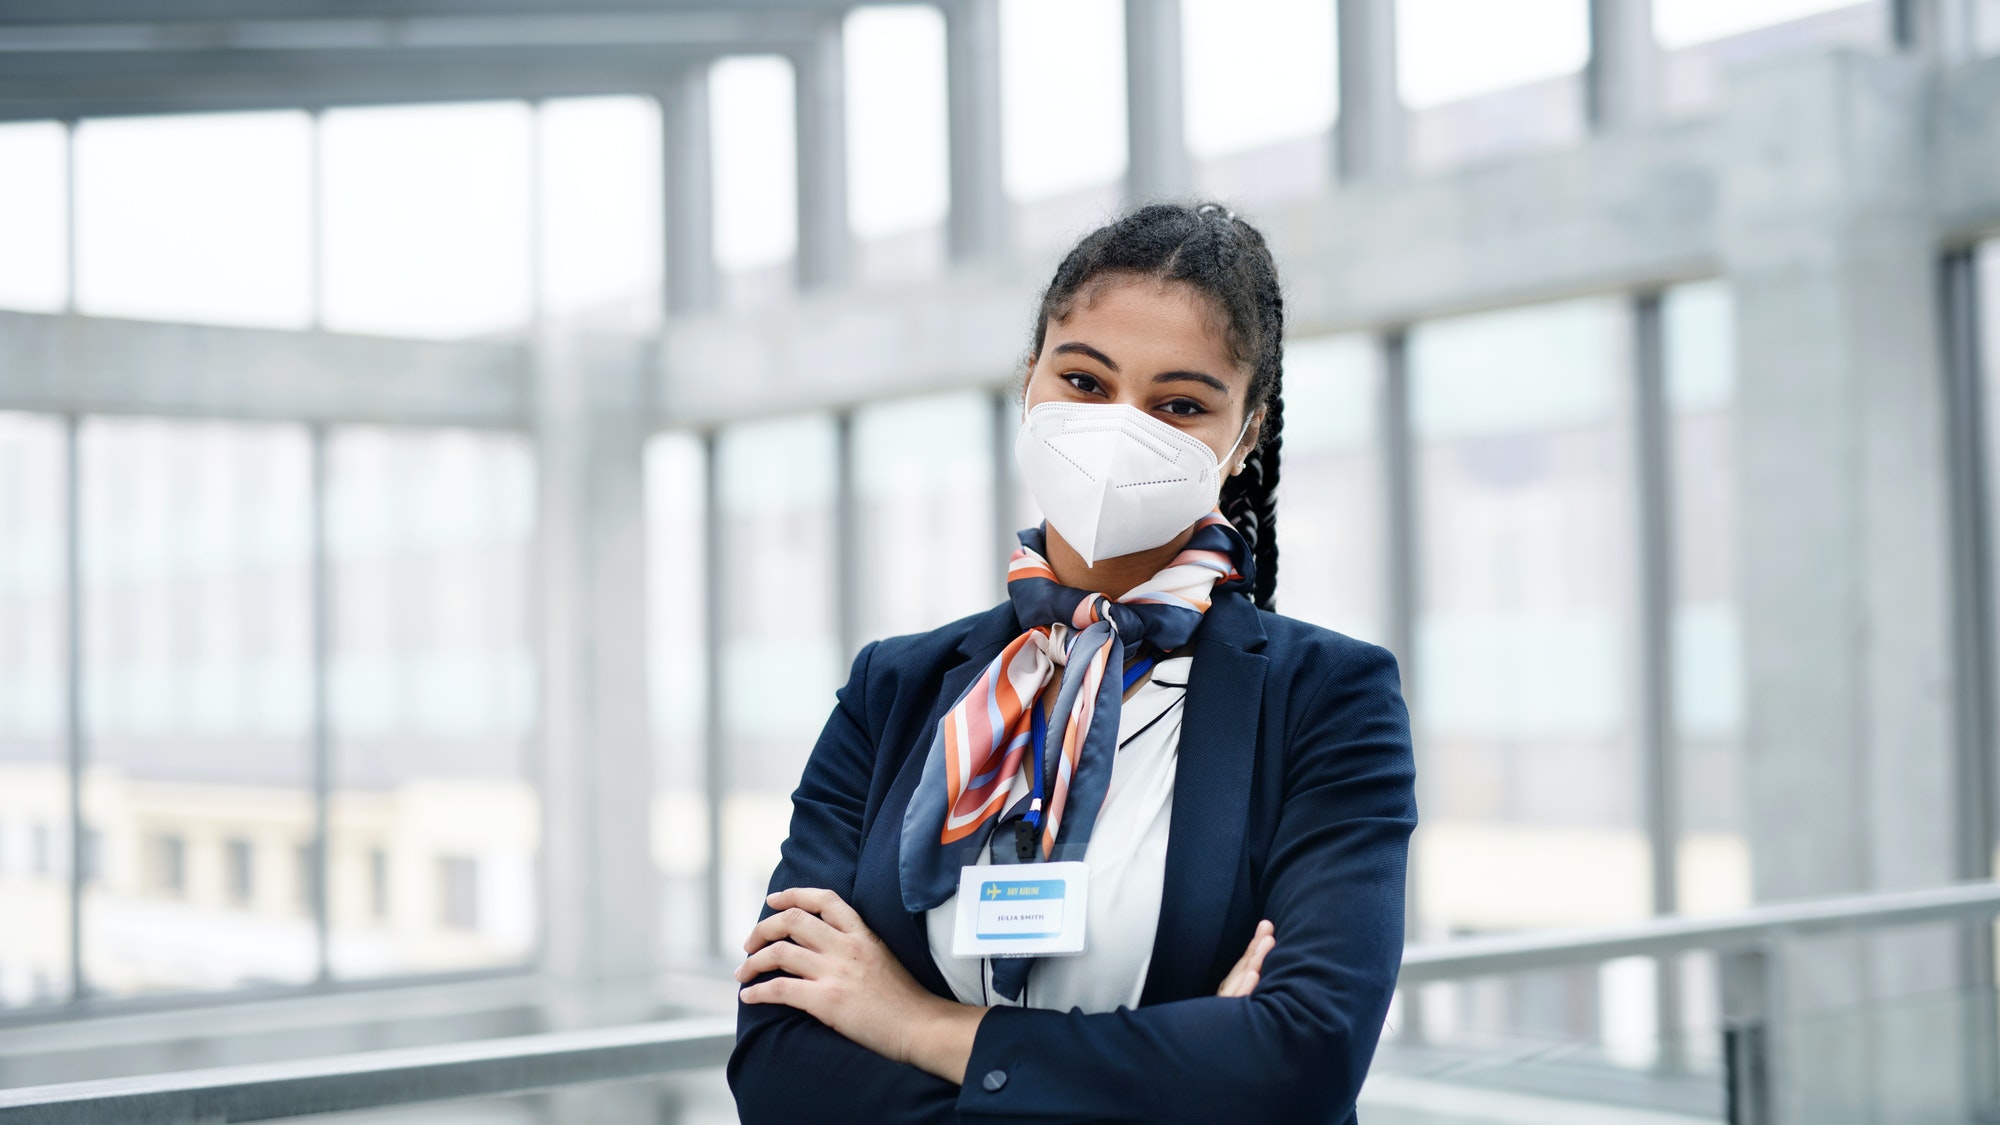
[3,0,2000,1121]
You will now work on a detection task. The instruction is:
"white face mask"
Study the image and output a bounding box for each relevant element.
[1014,400,1253,567]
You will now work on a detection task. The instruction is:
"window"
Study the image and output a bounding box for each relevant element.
[711,56,799,308]
[1273,334,1385,643]
[1398,0,1589,171]
[1662,281,1746,915]
[73,112,312,329]
[0,123,68,312]
[80,417,315,997]
[0,413,67,1007]
[845,6,950,284]
[1000,0,1127,256]
[1183,0,1336,204]
[716,415,840,937]
[646,432,711,958]
[1408,297,1640,1042]
[225,838,254,907]
[325,427,537,977]
[1654,0,1888,117]
[150,834,187,899]
[320,102,534,339]
[369,848,389,920]
[853,393,1000,643]
[439,856,480,931]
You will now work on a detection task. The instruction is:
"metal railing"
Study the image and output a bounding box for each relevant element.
[4,882,1999,1124]
[0,1016,735,1124]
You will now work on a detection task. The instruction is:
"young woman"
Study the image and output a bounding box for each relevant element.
[727,201,1416,1124]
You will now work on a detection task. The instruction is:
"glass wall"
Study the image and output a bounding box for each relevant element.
[325,428,538,978]
[716,416,840,942]
[1408,296,1641,1043]
[1398,0,1588,172]
[646,432,710,960]
[853,393,1000,643]
[78,418,316,997]
[1182,0,1336,206]
[1662,281,1747,915]
[0,414,69,1008]
[1409,298,1640,919]
[1273,334,1385,644]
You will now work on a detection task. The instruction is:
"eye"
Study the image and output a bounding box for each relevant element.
[1159,399,1207,418]
[1062,372,1105,396]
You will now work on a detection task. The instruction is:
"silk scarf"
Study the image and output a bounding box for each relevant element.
[898,511,1253,999]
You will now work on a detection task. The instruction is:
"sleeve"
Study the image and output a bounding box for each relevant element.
[726,639,966,1125]
[953,640,1417,1125]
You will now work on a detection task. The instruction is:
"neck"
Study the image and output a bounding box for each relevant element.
[1043,523,1198,599]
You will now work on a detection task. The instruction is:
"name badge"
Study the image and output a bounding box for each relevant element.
[951,861,1089,958]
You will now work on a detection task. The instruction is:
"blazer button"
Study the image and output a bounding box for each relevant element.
[981,1068,1008,1092]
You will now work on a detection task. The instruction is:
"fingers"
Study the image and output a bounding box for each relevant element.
[743,906,842,956]
[767,887,868,933]
[733,936,822,984]
[1216,920,1276,998]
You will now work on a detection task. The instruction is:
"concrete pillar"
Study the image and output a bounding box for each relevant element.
[1723,50,1959,1123]
[1587,0,1657,131]
[1893,0,1980,61]
[946,0,1007,262]
[794,14,850,291]
[1335,0,1403,182]
[1124,0,1189,205]
[535,329,661,1025]
[660,64,715,316]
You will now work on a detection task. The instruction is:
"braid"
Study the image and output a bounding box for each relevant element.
[1023,199,1288,610]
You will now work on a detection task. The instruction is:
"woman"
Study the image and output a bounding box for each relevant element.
[727,201,1416,1124]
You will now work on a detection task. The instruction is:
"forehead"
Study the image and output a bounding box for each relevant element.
[1047,275,1246,379]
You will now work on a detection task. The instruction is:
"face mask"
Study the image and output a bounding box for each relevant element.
[1014,400,1253,567]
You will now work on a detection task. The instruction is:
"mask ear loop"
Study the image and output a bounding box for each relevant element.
[1221,408,1260,476]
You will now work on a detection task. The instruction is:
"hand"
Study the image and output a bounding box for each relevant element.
[736,886,986,1084]
[1216,919,1275,998]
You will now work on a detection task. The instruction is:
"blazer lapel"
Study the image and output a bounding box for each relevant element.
[1140,591,1267,1006]
[854,601,1019,1000]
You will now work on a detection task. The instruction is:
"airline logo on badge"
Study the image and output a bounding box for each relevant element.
[975,879,1065,939]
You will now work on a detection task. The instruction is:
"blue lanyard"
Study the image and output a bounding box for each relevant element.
[1015,652,1157,861]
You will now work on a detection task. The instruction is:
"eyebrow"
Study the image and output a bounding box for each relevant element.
[1051,341,1232,397]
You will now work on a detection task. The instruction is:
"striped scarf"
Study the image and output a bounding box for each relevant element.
[898,512,1252,998]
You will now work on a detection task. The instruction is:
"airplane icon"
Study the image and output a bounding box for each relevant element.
[986,884,1001,899]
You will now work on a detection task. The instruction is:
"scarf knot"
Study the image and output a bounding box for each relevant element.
[897,512,1252,1000]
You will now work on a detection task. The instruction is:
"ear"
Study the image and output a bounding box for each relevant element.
[1228,406,1266,476]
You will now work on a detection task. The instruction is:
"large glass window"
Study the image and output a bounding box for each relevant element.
[1662,281,1746,916]
[646,431,710,960]
[1182,0,1336,205]
[79,418,316,997]
[853,393,1000,643]
[1410,297,1639,929]
[536,97,663,331]
[73,112,313,330]
[1408,297,1640,1047]
[0,414,69,1008]
[1273,334,1385,644]
[845,6,950,285]
[1398,0,1589,172]
[1654,0,1887,117]
[320,102,534,339]
[711,56,799,310]
[0,123,68,313]
[716,416,840,940]
[325,428,538,978]
[1001,0,1127,258]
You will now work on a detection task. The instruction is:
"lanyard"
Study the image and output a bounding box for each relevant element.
[1014,650,1157,861]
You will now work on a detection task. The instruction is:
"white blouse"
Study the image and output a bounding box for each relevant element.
[922,652,1192,1014]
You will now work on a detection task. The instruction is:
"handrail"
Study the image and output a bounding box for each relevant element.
[1397,879,2000,983]
[5,883,2000,1124]
[0,1015,735,1124]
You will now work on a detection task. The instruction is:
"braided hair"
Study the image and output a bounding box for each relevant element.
[1020,200,1287,610]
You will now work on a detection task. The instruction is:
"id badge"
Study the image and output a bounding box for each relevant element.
[951,861,1088,959]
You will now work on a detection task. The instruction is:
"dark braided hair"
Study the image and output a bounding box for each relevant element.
[1018,200,1286,610]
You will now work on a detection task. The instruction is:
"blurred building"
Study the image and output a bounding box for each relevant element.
[1,0,1999,1122]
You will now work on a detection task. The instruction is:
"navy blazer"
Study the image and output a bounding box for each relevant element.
[728,586,1417,1124]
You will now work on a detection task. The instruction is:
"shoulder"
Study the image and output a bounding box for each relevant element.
[1253,609,1403,701]
[838,601,1012,724]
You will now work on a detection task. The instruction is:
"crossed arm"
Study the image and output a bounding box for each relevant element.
[728,638,1414,1124]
